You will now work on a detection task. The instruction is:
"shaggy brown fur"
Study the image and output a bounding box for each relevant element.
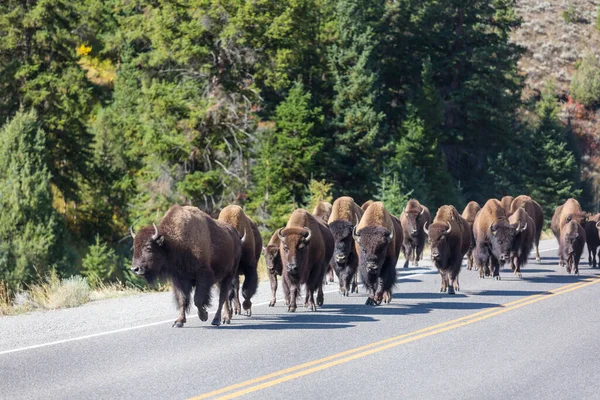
[312,201,334,282]
[279,209,334,312]
[551,199,587,267]
[361,200,374,211]
[218,205,261,317]
[328,197,364,295]
[400,199,431,268]
[131,205,242,327]
[508,208,536,277]
[560,221,585,275]
[262,231,288,307]
[585,213,600,268]
[510,195,544,262]
[473,199,519,280]
[354,202,402,305]
[500,196,514,216]
[426,205,470,294]
[461,201,481,270]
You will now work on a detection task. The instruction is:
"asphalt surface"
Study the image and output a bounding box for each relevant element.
[2,239,600,400]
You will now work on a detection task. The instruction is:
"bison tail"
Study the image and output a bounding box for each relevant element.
[242,264,258,301]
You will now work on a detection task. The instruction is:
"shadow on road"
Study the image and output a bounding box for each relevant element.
[521,274,589,284]
[216,312,377,330]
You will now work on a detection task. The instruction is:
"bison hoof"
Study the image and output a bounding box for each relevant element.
[365,298,375,306]
[288,306,296,312]
[448,287,455,295]
[317,295,324,307]
[223,318,231,325]
[211,318,221,326]
[244,309,252,317]
[198,309,208,322]
[494,276,501,281]
[172,321,184,328]
[269,299,276,307]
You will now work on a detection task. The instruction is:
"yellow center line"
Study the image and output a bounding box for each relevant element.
[190,277,598,400]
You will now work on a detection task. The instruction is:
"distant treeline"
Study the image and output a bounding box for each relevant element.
[0,0,587,292]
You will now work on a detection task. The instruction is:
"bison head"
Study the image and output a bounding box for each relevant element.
[354,225,393,277]
[565,212,587,227]
[329,220,355,265]
[424,221,452,266]
[563,221,582,257]
[262,244,281,274]
[489,221,519,264]
[278,227,312,277]
[130,224,166,283]
[404,207,426,237]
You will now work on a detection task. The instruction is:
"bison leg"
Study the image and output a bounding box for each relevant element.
[172,284,191,328]
[231,276,241,315]
[287,280,298,312]
[439,271,448,293]
[241,263,258,317]
[212,275,234,326]
[403,245,412,269]
[268,272,278,307]
[414,242,423,267]
[193,271,213,323]
[536,243,541,263]
[513,256,522,278]
[351,272,359,293]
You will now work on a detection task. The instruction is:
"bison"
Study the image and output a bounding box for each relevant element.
[218,205,261,317]
[500,196,514,215]
[424,206,470,294]
[262,231,288,307]
[551,199,587,267]
[461,201,481,270]
[130,205,244,327]
[361,200,374,212]
[353,201,402,305]
[509,195,544,263]
[507,207,536,277]
[473,199,519,280]
[585,214,600,268]
[278,209,334,312]
[400,199,431,268]
[560,220,585,275]
[312,201,334,283]
[327,196,364,296]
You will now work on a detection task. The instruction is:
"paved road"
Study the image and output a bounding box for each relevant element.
[1,240,600,400]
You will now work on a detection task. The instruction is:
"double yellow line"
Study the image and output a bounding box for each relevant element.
[191,277,600,400]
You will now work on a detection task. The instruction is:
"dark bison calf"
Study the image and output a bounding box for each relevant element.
[585,214,600,268]
[508,207,536,277]
[552,198,587,267]
[560,220,585,275]
[424,205,471,294]
[400,199,431,268]
[354,201,402,305]
[328,196,363,296]
[461,201,480,270]
[473,199,519,280]
[510,195,544,263]
[130,205,243,327]
[263,230,289,307]
[218,205,261,316]
[278,209,334,312]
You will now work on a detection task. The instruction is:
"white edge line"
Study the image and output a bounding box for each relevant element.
[0,246,561,357]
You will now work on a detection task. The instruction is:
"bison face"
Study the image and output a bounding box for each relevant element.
[564,234,580,256]
[278,227,312,277]
[354,226,392,276]
[329,220,354,265]
[263,245,281,274]
[566,213,587,226]
[404,211,424,237]
[426,222,452,267]
[489,223,518,264]
[130,224,166,283]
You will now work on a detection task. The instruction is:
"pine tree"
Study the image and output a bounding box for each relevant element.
[0,110,63,290]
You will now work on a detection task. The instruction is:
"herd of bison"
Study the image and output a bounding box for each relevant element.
[129,195,598,327]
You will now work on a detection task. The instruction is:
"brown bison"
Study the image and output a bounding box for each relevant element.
[473,199,520,279]
[361,200,374,212]
[586,214,600,268]
[560,220,585,275]
[400,199,431,268]
[278,209,334,312]
[424,206,470,294]
[507,207,536,277]
[327,196,364,296]
[500,196,514,215]
[312,201,334,283]
[353,202,402,305]
[461,201,481,270]
[130,205,244,327]
[509,195,544,263]
[218,205,261,317]
[262,231,288,307]
[551,199,587,267]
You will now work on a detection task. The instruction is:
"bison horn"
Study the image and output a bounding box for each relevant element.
[521,222,527,232]
[445,221,452,235]
[240,229,247,244]
[420,207,425,215]
[152,223,159,240]
[353,225,360,241]
[389,225,394,240]
[129,225,136,239]
[423,221,429,235]
[304,227,312,242]
[277,228,285,241]
[596,221,600,229]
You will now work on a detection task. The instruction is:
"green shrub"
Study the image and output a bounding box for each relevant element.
[82,235,119,288]
[570,55,600,107]
[562,5,582,23]
[597,5,600,31]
